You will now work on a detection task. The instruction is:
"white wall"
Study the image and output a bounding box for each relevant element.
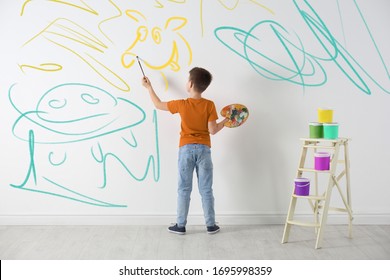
[1,0,389,225]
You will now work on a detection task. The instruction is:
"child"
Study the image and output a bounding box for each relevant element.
[142,67,228,234]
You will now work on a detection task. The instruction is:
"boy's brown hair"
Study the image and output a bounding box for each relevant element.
[189,67,213,93]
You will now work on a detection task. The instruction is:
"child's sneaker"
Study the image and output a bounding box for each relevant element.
[207,225,220,234]
[168,224,186,235]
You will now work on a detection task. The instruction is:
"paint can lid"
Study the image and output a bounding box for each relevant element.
[314,152,331,157]
[323,122,339,126]
[294,177,310,183]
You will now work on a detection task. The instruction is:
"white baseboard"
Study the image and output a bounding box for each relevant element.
[0,213,389,225]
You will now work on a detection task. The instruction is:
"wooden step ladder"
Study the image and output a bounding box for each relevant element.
[281,138,353,249]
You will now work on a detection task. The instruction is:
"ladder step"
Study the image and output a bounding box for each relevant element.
[298,168,331,173]
[287,220,320,227]
[300,137,348,143]
[283,138,351,248]
[302,145,336,149]
[292,194,325,200]
[317,206,351,213]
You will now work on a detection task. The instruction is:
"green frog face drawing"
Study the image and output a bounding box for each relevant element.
[9,83,160,207]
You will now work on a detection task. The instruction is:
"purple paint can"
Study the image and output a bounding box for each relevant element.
[314,152,331,170]
[294,178,310,196]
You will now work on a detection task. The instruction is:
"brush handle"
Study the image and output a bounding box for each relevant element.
[136,56,146,77]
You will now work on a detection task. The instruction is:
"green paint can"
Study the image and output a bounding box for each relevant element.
[323,122,339,139]
[309,122,323,138]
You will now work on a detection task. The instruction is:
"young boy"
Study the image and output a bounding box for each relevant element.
[141,67,228,234]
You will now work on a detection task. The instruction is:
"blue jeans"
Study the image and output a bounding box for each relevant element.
[177,144,215,227]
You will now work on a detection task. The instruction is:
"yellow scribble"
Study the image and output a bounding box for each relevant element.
[200,0,205,37]
[121,11,192,90]
[20,0,98,16]
[24,17,129,92]
[160,72,169,91]
[154,1,164,8]
[24,18,107,52]
[98,0,123,44]
[165,16,187,31]
[20,0,32,16]
[19,63,63,73]
[249,0,275,15]
[21,0,123,46]
[177,33,193,65]
[142,42,180,71]
[200,0,275,36]
[217,0,239,10]
[125,9,147,22]
[49,0,98,15]
[46,37,130,92]
[154,0,187,8]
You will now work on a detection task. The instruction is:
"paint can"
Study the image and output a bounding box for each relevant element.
[323,122,339,139]
[309,122,323,138]
[318,108,333,123]
[314,152,331,171]
[294,178,310,196]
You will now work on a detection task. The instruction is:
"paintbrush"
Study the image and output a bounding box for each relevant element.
[136,56,146,77]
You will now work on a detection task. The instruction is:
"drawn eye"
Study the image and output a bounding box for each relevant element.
[152,27,162,44]
[49,99,67,109]
[81,93,99,105]
[138,26,148,42]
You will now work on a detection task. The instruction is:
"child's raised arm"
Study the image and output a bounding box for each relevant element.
[142,77,168,111]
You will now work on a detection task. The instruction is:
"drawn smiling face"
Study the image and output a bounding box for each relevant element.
[121,10,189,70]
[11,83,146,143]
[9,82,157,207]
[121,10,192,85]
[37,83,119,135]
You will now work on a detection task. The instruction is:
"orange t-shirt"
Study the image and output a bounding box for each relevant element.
[167,98,218,147]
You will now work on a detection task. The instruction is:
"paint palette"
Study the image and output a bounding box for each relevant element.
[220,104,249,128]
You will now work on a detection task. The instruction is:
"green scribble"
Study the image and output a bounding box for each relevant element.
[9,83,161,207]
[48,151,67,166]
[10,130,37,188]
[215,0,390,95]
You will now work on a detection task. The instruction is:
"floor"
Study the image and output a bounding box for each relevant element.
[0,224,389,260]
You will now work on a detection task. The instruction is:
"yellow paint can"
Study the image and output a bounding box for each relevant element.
[317,108,333,123]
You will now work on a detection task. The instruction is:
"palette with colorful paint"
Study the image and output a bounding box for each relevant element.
[220,104,249,128]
